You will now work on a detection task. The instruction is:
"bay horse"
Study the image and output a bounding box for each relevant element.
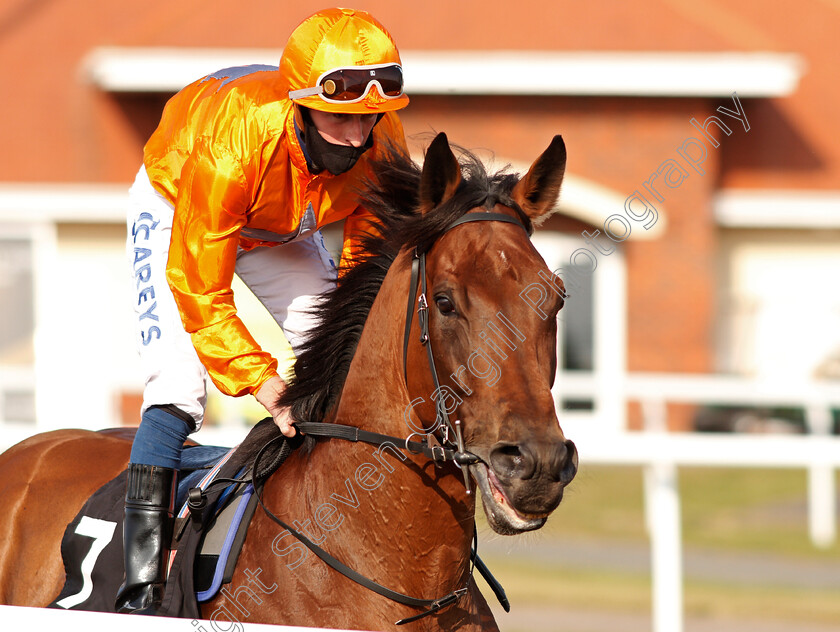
[0,132,577,630]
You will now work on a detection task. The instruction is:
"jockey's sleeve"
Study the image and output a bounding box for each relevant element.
[166,137,280,398]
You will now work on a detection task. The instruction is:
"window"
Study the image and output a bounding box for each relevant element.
[560,261,595,372]
[0,231,36,423]
[532,230,627,431]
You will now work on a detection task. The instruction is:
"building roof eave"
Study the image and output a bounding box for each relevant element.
[715,189,840,229]
[84,47,804,98]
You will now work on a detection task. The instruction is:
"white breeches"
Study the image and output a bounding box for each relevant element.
[126,166,336,429]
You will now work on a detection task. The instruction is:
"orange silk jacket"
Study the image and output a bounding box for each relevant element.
[143,65,407,398]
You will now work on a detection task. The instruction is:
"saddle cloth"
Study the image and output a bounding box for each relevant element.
[47,442,258,618]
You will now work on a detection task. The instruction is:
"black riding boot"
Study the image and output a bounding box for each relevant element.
[115,463,177,614]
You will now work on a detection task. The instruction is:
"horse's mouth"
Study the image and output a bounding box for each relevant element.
[472,463,548,535]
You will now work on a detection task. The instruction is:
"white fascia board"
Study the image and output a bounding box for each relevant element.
[84,47,804,98]
[715,189,840,229]
[402,51,803,98]
[83,47,282,93]
[0,184,129,223]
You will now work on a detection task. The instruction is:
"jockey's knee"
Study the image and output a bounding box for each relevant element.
[130,405,195,469]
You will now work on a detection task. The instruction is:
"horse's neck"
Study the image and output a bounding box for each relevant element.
[245,257,488,628]
[333,258,411,430]
[320,255,476,585]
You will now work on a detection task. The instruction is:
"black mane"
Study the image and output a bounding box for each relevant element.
[276,144,530,425]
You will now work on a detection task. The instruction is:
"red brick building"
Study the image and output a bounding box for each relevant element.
[0,1,836,434]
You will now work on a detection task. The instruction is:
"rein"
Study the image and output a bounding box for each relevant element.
[195,210,528,624]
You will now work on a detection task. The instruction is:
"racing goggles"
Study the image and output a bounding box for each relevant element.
[289,63,404,103]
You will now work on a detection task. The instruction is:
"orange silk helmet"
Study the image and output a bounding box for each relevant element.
[281,8,410,115]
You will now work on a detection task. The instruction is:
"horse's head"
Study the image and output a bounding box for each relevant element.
[407,133,578,535]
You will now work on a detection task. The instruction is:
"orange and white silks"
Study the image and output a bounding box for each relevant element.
[142,64,407,400]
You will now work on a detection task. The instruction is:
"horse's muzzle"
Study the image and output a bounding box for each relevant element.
[489,438,578,487]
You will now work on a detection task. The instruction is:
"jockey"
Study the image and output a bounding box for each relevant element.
[117,8,409,614]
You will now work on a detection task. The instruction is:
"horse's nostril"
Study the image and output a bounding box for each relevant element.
[497,445,521,461]
[559,440,578,485]
[489,442,536,480]
[548,441,568,478]
[490,439,578,484]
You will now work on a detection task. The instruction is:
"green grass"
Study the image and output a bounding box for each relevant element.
[478,554,840,626]
[474,464,840,628]
[539,464,648,541]
[538,464,840,558]
[480,556,651,612]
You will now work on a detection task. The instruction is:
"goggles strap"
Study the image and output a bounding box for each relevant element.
[288,85,323,100]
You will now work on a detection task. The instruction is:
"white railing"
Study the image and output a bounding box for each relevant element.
[556,371,840,632]
[2,371,839,632]
[576,431,840,632]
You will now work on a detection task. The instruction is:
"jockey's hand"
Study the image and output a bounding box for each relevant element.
[255,375,298,438]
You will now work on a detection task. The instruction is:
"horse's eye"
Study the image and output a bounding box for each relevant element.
[435,296,456,315]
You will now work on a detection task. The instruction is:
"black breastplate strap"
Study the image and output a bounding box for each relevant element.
[246,432,495,625]
[255,486,472,624]
[193,421,506,625]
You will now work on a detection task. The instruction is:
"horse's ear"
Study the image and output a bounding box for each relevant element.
[419,132,462,215]
[511,135,566,224]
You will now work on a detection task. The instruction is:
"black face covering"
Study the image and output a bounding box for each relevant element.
[297,107,380,176]
[304,122,373,175]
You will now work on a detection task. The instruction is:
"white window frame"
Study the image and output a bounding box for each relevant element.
[532,231,627,436]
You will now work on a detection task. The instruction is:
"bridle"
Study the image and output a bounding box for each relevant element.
[401,210,532,494]
[193,208,531,624]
